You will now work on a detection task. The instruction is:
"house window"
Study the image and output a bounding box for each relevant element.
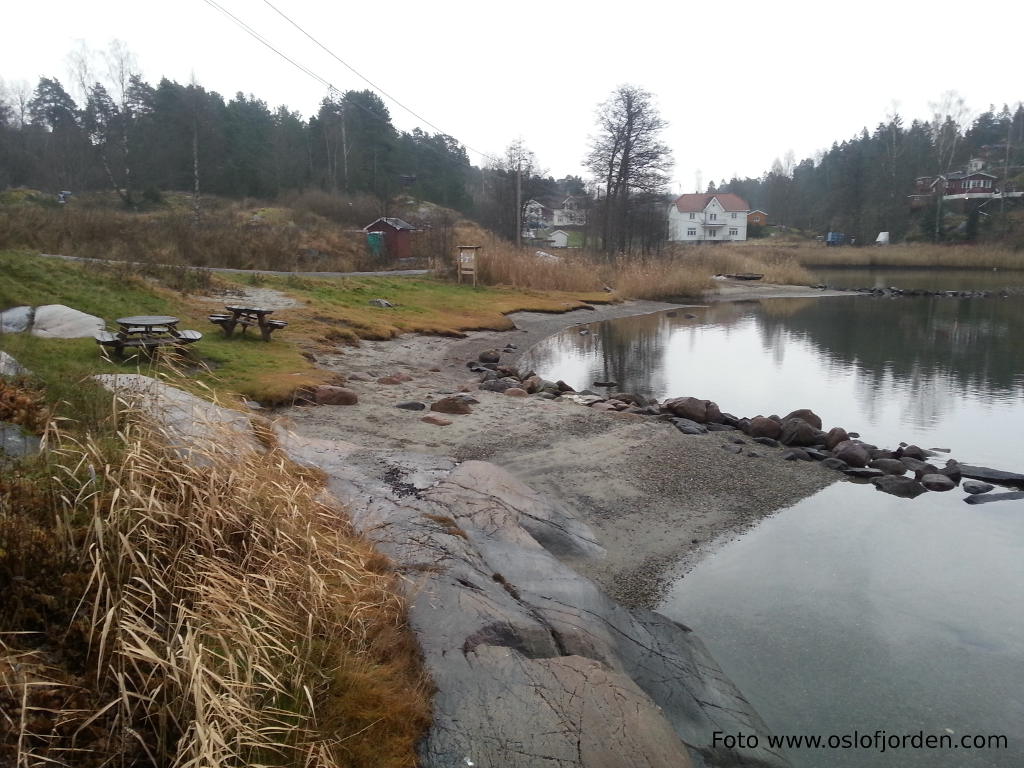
[689,213,695,219]
[729,227,739,236]
[708,213,717,221]
[753,216,761,223]
[687,228,697,236]
[731,213,736,219]
[708,230,716,238]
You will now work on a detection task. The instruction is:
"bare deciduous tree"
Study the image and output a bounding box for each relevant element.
[586,85,673,254]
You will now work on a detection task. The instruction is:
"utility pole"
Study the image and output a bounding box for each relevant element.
[515,155,522,247]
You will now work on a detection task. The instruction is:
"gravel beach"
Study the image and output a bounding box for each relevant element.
[279,285,843,607]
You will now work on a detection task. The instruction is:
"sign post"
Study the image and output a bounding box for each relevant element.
[457,245,481,286]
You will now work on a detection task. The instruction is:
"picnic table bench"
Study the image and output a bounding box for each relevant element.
[94,315,202,359]
[208,305,288,341]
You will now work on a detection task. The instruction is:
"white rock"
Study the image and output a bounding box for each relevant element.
[30,304,105,338]
[0,306,32,333]
[0,351,30,377]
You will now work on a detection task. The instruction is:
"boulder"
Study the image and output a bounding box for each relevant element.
[505,388,528,397]
[556,380,575,392]
[821,457,848,470]
[752,436,780,447]
[843,467,884,479]
[0,351,30,378]
[478,349,501,364]
[920,473,955,492]
[824,427,849,450]
[479,377,520,393]
[896,444,927,460]
[662,396,722,424]
[671,418,708,436]
[803,448,829,461]
[521,375,542,394]
[1,422,42,460]
[778,418,819,446]
[610,392,644,406]
[368,298,394,308]
[396,401,427,411]
[377,376,403,385]
[782,408,822,430]
[30,304,104,338]
[421,415,452,426]
[705,423,736,432]
[746,416,782,439]
[900,457,937,476]
[963,491,1024,505]
[868,458,908,475]
[431,397,472,415]
[959,465,1024,489]
[937,460,962,485]
[832,440,870,467]
[0,306,32,334]
[962,480,994,495]
[870,475,928,498]
[313,386,358,406]
[781,448,812,461]
[721,444,743,454]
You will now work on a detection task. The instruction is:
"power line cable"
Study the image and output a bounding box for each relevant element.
[261,0,500,165]
[200,0,501,174]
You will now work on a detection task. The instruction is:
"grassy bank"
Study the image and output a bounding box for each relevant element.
[1,380,431,767]
[1,251,610,404]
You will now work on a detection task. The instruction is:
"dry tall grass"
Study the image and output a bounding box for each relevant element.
[457,225,816,299]
[0,204,374,273]
[1,400,430,768]
[789,241,1024,269]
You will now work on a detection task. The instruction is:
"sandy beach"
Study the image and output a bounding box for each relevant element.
[278,284,845,607]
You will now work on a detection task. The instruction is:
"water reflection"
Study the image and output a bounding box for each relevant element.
[521,296,1024,464]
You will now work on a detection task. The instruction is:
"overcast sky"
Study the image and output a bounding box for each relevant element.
[3,0,1022,195]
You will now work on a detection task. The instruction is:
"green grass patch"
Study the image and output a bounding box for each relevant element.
[226,273,608,339]
[1,251,326,406]
[3,252,608,406]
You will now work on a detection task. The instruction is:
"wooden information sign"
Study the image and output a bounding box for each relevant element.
[457,245,481,286]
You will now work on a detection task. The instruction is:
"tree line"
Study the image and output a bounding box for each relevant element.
[717,99,1024,244]
[0,44,674,254]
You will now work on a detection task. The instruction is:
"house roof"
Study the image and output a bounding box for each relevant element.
[748,209,768,215]
[673,193,750,213]
[365,217,416,231]
[942,171,997,180]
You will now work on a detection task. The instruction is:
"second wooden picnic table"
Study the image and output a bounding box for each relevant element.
[208,305,288,341]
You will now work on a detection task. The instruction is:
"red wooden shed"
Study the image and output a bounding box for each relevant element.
[363,217,417,260]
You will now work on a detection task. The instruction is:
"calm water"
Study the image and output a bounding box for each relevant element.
[521,282,1024,767]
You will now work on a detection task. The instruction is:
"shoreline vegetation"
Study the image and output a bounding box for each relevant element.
[3,230,1024,766]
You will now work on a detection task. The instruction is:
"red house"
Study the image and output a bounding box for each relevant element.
[363,217,417,260]
[936,171,997,195]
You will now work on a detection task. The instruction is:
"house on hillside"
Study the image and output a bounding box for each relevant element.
[747,209,767,226]
[364,217,417,260]
[523,199,550,228]
[668,193,751,242]
[552,195,587,226]
[938,171,998,196]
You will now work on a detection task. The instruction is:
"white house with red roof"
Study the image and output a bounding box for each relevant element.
[668,193,751,242]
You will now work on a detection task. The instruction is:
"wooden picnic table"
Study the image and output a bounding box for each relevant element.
[95,315,202,358]
[208,305,288,341]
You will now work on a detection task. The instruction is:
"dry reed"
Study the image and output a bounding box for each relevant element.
[1,401,430,767]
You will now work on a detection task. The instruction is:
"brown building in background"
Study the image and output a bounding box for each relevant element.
[747,209,767,226]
